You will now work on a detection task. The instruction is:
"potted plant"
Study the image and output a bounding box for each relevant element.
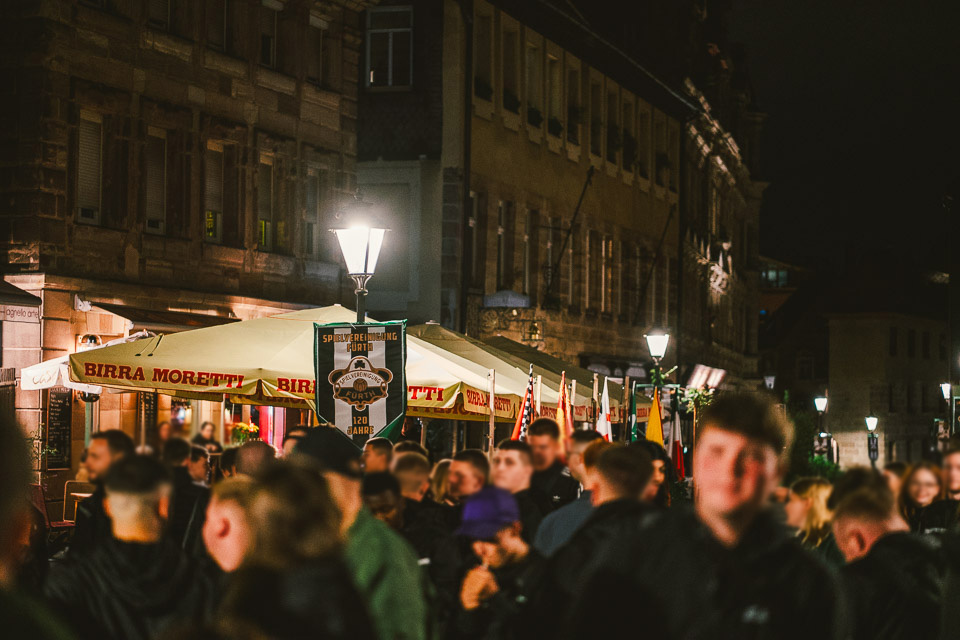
[474,76,493,101]
[503,88,521,114]
[547,116,563,137]
[527,106,544,128]
[230,422,260,445]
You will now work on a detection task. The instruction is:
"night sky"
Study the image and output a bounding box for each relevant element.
[727,0,960,271]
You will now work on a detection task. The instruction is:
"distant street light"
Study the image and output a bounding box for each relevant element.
[866,414,879,469]
[331,192,387,324]
[942,383,951,402]
[644,332,670,363]
[813,396,834,464]
[814,396,828,414]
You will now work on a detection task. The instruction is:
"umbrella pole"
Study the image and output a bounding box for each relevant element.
[420,418,429,448]
[487,370,496,459]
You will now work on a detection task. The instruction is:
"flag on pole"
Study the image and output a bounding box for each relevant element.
[556,371,574,453]
[646,390,664,446]
[672,411,686,478]
[596,378,613,440]
[511,364,536,441]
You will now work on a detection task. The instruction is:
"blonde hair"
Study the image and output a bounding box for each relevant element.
[790,477,834,546]
[430,458,453,504]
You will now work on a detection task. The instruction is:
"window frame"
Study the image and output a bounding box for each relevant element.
[77,110,103,226]
[257,153,275,252]
[144,126,168,236]
[365,6,414,90]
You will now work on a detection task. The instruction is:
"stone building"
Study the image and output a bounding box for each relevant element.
[0,0,371,486]
[357,0,763,388]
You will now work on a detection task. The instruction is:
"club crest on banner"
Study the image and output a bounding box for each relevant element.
[328,356,393,408]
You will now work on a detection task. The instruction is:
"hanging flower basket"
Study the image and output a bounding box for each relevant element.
[230,422,260,445]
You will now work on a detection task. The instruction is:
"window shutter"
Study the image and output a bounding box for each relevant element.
[78,118,102,220]
[144,133,166,233]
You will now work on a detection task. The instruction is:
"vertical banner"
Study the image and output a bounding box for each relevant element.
[314,321,407,446]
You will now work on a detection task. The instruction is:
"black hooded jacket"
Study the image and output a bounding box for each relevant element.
[531,461,580,511]
[565,507,845,640]
[842,532,944,640]
[44,537,215,640]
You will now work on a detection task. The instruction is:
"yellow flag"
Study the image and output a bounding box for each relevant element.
[646,391,664,446]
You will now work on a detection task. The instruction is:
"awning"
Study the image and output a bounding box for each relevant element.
[0,280,41,306]
[21,331,152,393]
[93,303,238,333]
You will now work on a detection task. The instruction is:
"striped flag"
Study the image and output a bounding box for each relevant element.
[511,364,536,441]
[556,371,574,453]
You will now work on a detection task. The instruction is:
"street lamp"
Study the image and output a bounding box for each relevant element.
[943,383,955,436]
[865,414,879,469]
[644,332,670,389]
[814,396,834,464]
[331,194,387,324]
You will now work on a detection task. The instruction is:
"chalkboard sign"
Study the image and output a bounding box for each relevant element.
[46,387,72,470]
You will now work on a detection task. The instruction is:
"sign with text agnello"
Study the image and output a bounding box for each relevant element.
[314,321,406,445]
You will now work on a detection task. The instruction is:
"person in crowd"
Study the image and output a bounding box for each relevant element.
[362,472,406,531]
[882,461,908,496]
[784,477,844,567]
[532,444,654,634]
[527,419,580,510]
[916,448,960,534]
[70,429,135,558]
[191,421,223,454]
[45,455,215,640]
[566,392,844,639]
[362,437,394,473]
[492,440,551,542]
[393,452,452,528]
[448,449,491,505]
[280,426,309,457]
[155,421,173,455]
[394,440,430,459]
[160,438,211,554]
[631,439,673,508]
[296,428,429,640]
[201,477,255,573]
[899,461,943,530]
[214,462,377,640]
[0,420,76,638]
[187,446,210,485]
[429,459,455,505]
[234,440,277,478]
[218,447,239,480]
[831,469,943,640]
[535,432,606,556]
[456,487,546,640]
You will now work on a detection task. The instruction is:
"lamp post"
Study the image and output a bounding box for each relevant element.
[865,414,879,469]
[331,195,387,324]
[644,332,670,379]
[942,382,955,436]
[814,396,834,464]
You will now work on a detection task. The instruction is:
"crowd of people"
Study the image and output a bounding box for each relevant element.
[4,392,960,639]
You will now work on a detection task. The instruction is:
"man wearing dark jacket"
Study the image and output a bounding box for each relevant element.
[528,419,580,510]
[45,455,214,640]
[492,440,552,542]
[832,474,944,640]
[566,393,845,640]
[456,487,546,640]
[161,437,211,555]
[70,430,135,558]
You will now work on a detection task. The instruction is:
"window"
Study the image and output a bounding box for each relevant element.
[260,2,279,68]
[565,67,580,144]
[547,56,561,136]
[366,7,413,88]
[654,118,667,186]
[77,113,102,225]
[525,43,542,127]
[606,90,618,163]
[502,29,519,112]
[148,0,170,29]
[922,331,931,359]
[474,14,492,100]
[306,14,328,85]
[586,229,601,310]
[304,168,324,258]
[204,143,224,244]
[568,223,579,307]
[144,129,166,235]
[622,101,635,171]
[797,354,814,380]
[495,201,515,290]
[589,82,602,156]
[468,192,487,290]
[668,123,679,190]
[601,236,613,313]
[637,106,650,177]
[258,156,274,251]
[908,329,916,358]
[207,0,227,50]
[889,327,898,356]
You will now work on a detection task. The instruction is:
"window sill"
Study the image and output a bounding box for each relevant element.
[256,67,297,96]
[589,153,604,169]
[502,110,521,132]
[472,95,494,121]
[566,142,581,163]
[621,170,634,186]
[204,50,248,78]
[605,160,619,178]
[526,123,543,144]
[140,28,193,63]
[635,174,651,193]
[546,133,563,154]
[365,85,414,93]
[201,243,244,264]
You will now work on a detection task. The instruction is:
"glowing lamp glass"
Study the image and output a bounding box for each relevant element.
[645,333,670,360]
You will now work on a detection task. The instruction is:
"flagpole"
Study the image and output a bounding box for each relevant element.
[592,373,599,427]
[620,376,630,442]
[487,369,496,459]
[570,379,578,429]
[535,375,542,416]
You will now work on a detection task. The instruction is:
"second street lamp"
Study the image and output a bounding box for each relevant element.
[866,414,879,469]
[644,332,670,389]
[814,396,834,464]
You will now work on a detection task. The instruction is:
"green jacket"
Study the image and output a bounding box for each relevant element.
[345,507,430,640]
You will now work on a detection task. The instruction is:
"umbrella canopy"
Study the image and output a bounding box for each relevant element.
[67,306,522,420]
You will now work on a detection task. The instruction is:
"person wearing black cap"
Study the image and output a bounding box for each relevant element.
[456,487,546,640]
[295,427,429,640]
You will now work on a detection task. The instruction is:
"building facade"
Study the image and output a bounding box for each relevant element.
[357,0,763,388]
[1,0,371,485]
